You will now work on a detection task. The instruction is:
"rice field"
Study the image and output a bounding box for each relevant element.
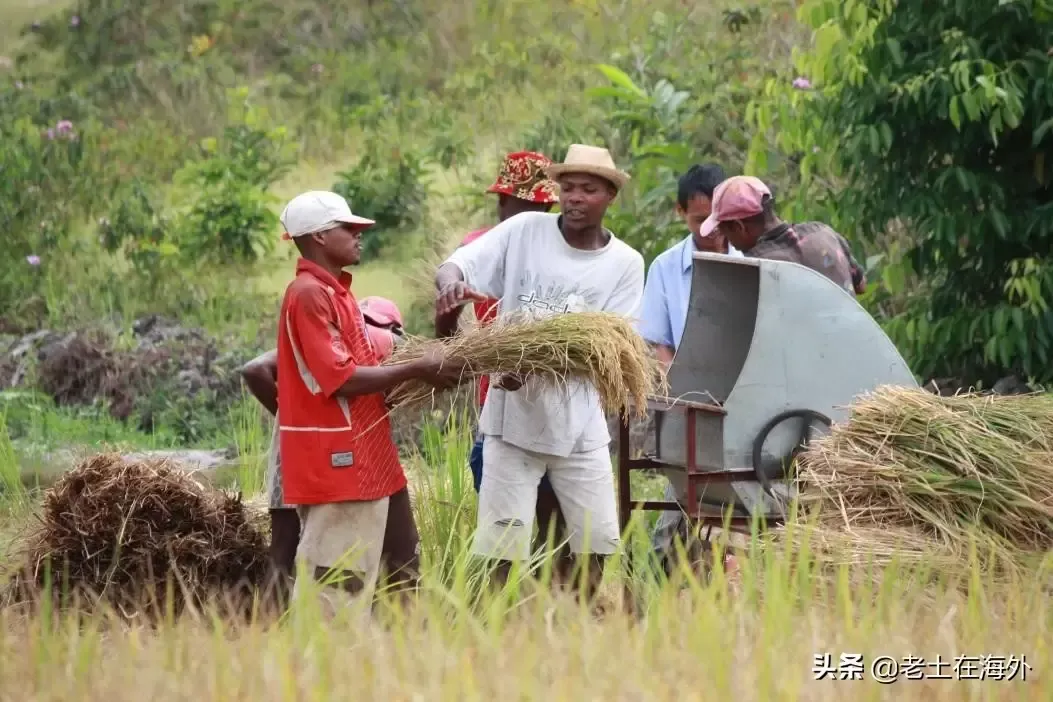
[0,401,1050,701]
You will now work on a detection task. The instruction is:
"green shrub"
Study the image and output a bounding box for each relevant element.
[575,7,789,266]
[0,102,105,328]
[97,179,181,291]
[748,0,1053,386]
[331,145,429,260]
[175,182,279,264]
[170,97,293,264]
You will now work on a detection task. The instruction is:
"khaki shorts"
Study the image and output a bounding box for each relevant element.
[471,436,620,562]
[292,488,419,618]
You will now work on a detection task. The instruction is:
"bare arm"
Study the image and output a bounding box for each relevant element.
[331,357,454,399]
[434,263,464,339]
[435,314,460,339]
[288,288,464,401]
[434,263,487,334]
[435,262,464,292]
[653,344,675,368]
[240,350,279,416]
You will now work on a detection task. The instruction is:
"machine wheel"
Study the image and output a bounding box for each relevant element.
[751,409,833,498]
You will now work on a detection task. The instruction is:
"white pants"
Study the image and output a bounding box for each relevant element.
[471,436,620,562]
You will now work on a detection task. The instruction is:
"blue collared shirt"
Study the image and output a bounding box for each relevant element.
[636,235,744,350]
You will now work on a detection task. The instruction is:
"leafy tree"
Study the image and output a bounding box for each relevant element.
[749,0,1053,386]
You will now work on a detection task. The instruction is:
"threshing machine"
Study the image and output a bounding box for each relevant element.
[617,252,920,532]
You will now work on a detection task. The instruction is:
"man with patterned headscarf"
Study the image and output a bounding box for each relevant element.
[434,150,570,574]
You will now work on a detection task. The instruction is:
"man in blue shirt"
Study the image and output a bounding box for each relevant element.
[636,164,743,366]
[634,164,743,563]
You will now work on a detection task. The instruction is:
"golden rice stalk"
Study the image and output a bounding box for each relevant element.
[768,523,1037,589]
[795,386,1053,557]
[383,311,665,419]
[773,523,969,572]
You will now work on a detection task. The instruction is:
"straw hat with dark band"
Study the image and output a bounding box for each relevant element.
[545,144,631,192]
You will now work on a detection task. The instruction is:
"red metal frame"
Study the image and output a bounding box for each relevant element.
[617,395,777,535]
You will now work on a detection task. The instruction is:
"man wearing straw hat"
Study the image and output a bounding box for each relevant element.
[434,144,645,600]
[436,150,573,577]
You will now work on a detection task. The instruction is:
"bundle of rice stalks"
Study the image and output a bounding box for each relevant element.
[770,523,1012,576]
[4,454,271,619]
[791,386,1053,573]
[383,311,664,419]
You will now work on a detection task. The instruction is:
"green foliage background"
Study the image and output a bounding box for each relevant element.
[3,0,1053,448]
[748,0,1053,387]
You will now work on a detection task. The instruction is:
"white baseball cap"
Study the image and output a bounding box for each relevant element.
[279,191,375,240]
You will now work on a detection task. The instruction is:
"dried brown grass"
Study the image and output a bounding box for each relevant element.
[2,454,272,619]
[783,386,1053,577]
[384,311,665,419]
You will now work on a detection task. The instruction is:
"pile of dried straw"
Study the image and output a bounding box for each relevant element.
[784,386,1053,575]
[4,454,271,617]
[384,311,664,419]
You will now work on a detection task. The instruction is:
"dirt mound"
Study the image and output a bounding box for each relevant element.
[4,453,271,618]
[0,317,264,432]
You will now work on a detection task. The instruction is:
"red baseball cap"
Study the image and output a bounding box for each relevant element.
[366,325,396,362]
[486,151,560,204]
[699,176,772,238]
[360,296,403,329]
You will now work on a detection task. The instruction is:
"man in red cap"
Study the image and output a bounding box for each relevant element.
[435,151,573,575]
[657,176,867,567]
[697,175,866,295]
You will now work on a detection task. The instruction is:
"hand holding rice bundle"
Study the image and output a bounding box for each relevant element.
[381,311,665,419]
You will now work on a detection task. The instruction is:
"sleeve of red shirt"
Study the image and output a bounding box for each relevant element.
[288,287,362,398]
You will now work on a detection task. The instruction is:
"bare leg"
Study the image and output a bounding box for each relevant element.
[569,554,607,605]
[378,488,421,609]
[266,508,300,610]
[269,508,301,576]
[533,484,574,583]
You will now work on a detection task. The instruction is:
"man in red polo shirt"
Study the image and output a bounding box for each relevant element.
[434,151,571,571]
[240,295,407,602]
[277,190,462,615]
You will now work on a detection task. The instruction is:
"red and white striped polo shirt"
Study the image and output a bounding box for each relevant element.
[276,258,405,504]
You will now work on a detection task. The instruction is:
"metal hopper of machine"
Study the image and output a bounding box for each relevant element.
[617,252,920,531]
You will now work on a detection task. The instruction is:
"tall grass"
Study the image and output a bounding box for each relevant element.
[0,411,28,512]
[0,416,1049,698]
[228,391,267,498]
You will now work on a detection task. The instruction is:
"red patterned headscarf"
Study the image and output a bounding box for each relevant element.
[486,151,560,204]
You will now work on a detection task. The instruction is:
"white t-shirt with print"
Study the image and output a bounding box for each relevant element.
[443,211,645,457]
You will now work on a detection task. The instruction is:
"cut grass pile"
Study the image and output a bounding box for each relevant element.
[3,453,271,618]
[384,311,665,419]
[786,386,1053,577]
